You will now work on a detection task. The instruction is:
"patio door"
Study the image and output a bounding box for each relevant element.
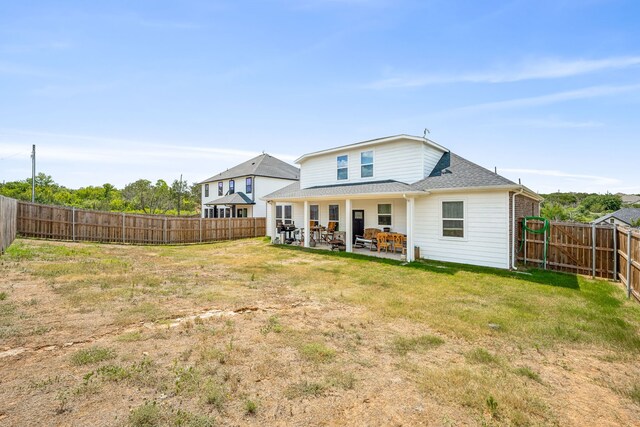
[352,210,365,242]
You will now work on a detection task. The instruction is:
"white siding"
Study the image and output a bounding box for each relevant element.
[423,145,444,176]
[300,139,435,188]
[413,191,510,269]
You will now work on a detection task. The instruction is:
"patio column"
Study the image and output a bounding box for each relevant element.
[269,201,277,242]
[345,199,352,252]
[303,200,310,247]
[406,197,415,262]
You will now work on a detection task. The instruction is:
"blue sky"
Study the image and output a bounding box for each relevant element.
[1,0,639,194]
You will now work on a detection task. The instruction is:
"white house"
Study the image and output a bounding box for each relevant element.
[263,134,541,269]
[593,208,640,228]
[199,154,299,219]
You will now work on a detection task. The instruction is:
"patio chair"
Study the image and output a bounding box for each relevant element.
[392,233,407,255]
[377,232,391,253]
[322,221,337,243]
[355,228,381,251]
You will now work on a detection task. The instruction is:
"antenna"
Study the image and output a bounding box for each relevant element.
[494,166,497,174]
[31,145,36,202]
[423,128,430,138]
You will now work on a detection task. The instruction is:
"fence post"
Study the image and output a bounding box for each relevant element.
[253,217,257,237]
[592,224,596,278]
[613,225,618,281]
[228,217,232,240]
[628,230,633,298]
[543,226,548,270]
[199,218,202,243]
[523,220,527,266]
[163,218,168,244]
[122,212,125,244]
[71,207,76,241]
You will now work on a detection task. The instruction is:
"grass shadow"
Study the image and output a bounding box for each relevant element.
[272,244,580,290]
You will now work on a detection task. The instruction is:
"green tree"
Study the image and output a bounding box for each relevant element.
[541,202,568,221]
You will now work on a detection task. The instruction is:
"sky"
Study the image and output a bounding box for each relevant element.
[1,0,639,194]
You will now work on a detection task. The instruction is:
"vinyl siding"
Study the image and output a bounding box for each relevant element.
[300,139,434,188]
[423,144,444,176]
[413,191,510,269]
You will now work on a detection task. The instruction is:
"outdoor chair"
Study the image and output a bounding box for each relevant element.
[355,228,381,251]
[376,232,392,253]
[392,233,407,255]
[321,221,337,243]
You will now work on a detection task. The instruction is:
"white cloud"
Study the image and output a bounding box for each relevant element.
[367,56,640,89]
[500,168,627,193]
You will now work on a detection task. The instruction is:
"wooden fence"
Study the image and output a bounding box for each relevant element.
[16,201,266,245]
[0,196,18,254]
[517,219,640,300]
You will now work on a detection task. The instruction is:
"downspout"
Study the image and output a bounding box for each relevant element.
[511,188,524,270]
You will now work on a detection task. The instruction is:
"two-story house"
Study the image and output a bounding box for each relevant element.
[199,153,299,219]
[263,134,541,269]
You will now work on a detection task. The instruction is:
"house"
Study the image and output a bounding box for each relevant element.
[263,134,541,269]
[593,208,640,227]
[199,153,299,219]
[616,193,640,205]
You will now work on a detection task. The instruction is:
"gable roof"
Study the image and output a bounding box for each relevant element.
[263,180,413,200]
[294,134,447,163]
[200,153,299,183]
[593,208,640,226]
[205,192,255,205]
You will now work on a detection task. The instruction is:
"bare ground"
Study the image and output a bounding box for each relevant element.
[1,238,639,426]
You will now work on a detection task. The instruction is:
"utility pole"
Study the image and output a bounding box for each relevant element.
[31,144,36,202]
[178,174,183,216]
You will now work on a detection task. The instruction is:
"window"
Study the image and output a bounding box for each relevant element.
[361,150,373,178]
[310,205,319,226]
[442,201,464,238]
[246,177,253,194]
[337,155,348,180]
[237,208,248,218]
[218,182,223,196]
[204,184,209,197]
[329,204,339,230]
[229,180,235,194]
[377,204,392,226]
[276,205,293,224]
[210,208,216,218]
[204,209,209,218]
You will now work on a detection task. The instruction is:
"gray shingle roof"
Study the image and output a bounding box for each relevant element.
[205,192,255,205]
[264,180,413,199]
[593,208,640,226]
[410,152,516,190]
[200,154,299,183]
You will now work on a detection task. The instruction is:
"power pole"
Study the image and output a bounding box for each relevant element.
[178,174,183,216]
[31,144,36,202]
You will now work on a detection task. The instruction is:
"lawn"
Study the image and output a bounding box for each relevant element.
[1,238,640,426]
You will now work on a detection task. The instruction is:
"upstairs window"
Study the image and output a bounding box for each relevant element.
[204,184,209,197]
[246,177,253,194]
[377,204,392,226]
[218,182,223,196]
[229,180,235,194]
[337,155,348,180]
[442,201,464,238]
[361,150,373,178]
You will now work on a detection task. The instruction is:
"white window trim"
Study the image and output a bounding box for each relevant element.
[360,149,374,179]
[377,203,392,227]
[439,198,468,241]
[337,154,349,181]
[276,204,293,225]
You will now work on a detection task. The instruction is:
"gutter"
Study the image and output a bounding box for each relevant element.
[511,187,524,270]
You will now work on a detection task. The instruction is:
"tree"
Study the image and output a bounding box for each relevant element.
[581,193,622,213]
[170,177,189,215]
[122,179,172,214]
[541,203,568,221]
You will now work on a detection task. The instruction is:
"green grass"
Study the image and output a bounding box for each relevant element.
[0,292,7,301]
[299,342,336,363]
[128,402,161,427]
[514,366,542,382]
[466,348,501,365]
[392,334,444,355]
[71,346,116,366]
[285,380,326,398]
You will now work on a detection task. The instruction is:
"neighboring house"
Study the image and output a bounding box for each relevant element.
[593,208,640,227]
[199,154,299,219]
[617,193,640,205]
[263,134,541,269]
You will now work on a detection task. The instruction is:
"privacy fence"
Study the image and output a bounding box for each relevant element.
[517,219,640,300]
[15,201,266,245]
[0,196,18,254]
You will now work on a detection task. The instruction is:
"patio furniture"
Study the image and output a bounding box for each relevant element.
[354,228,381,251]
[321,221,337,243]
[376,232,392,253]
[392,233,407,255]
[329,230,346,251]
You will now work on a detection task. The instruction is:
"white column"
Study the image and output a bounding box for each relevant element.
[345,199,352,252]
[303,200,310,247]
[406,197,415,262]
[270,201,277,242]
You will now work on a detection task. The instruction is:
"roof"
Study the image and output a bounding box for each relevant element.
[621,194,640,204]
[410,152,517,190]
[294,134,447,164]
[263,180,413,200]
[200,153,299,183]
[593,208,640,226]
[264,151,541,201]
[205,192,255,205]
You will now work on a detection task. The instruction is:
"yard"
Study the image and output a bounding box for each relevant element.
[1,238,640,426]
